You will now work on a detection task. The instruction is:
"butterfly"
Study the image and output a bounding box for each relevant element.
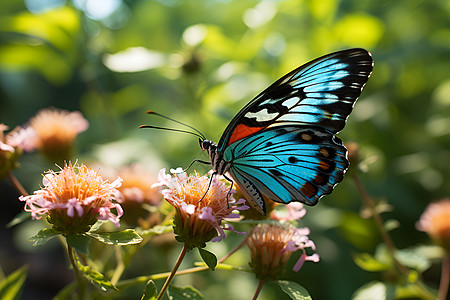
[142,48,373,215]
[199,48,373,215]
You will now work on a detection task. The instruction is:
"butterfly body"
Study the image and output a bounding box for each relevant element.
[201,48,373,215]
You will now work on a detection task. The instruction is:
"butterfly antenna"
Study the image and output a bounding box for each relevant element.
[139,125,205,139]
[145,111,206,140]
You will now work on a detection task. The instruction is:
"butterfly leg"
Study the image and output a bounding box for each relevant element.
[199,171,217,202]
[222,173,235,209]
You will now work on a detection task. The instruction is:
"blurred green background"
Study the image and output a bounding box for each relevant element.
[1,0,450,299]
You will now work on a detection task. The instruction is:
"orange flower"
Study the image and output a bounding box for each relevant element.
[116,164,161,205]
[417,199,450,252]
[19,162,123,234]
[28,108,88,161]
[114,164,162,227]
[246,223,319,280]
[154,168,248,249]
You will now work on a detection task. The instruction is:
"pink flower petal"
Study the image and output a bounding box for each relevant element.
[199,207,216,222]
[110,177,123,188]
[293,254,306,272]
[0,142,14,152]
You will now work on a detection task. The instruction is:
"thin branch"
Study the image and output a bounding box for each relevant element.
[252,279,265,300]
[7,171,29,196]
[438,254,450,300]
[156,245,188,300]
[352,174,409,276]
[352,174,436,300]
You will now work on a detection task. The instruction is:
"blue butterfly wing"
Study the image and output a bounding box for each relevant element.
[223,126,348,214]
[217,48,373,152]
[213,48,373,214]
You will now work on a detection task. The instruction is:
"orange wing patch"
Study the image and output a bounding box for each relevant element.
[228,124,264,146]
[318,161,330,171]
[300,182,317,198]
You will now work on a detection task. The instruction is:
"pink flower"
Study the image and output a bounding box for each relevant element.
[0,124,15,153]
[246,223,319,279]
[6,126,36,152]
[0,124,26,177]
[154,168,248,249]
[108,163,163,228]
[270,202,307,221]
[115,163,162,205]
[417,198,450,253]
[25,108,89,161]
[19,162,123,233]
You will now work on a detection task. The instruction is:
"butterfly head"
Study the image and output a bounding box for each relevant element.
[199,139,217,152]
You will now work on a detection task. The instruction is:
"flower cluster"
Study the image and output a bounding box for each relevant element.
[19,162,123,234]
[246,223,319,280]
[154,168,248,249]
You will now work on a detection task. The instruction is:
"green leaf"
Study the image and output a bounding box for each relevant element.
[141,280,157,300]
[29,228,60,247]
[198,248,217,271]
[6,212,31,228]
[352,253,391,272]
[85,229,143,245]
[168,286,203,300]
[395,282,437,299]
[352,281,395,300]
[277,280,311,300]
[138,225,173,237]
[384,219,400,232]
[88,220,107,233]
[395,248,431,272]
[0,265,28,300]
[66,234,90,254]
[76,260,117,292]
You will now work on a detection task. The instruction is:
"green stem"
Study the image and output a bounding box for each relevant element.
[67,245,86,300]
[117,236,248,291]
[252,279,265,300]
[7,171,28,196]
[156,245,188,300]
[438,255,450,300]
[111,246,125,285]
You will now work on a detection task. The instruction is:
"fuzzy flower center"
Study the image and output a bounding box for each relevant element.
[247,223,319,279]
[20,162,123,233]
[154,168,248,249]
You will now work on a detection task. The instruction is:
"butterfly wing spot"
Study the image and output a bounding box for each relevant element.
[320,147,331,158]
[244,109,279,122]
[282,97,301,109]
[276,128,288,135]
[313,174,328,185]
[288,156,300,163]
[228,124,264,146]
[266,141,273,147]
[300,182,318,198]
[301,133,313,141]
[318,161,330,171]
